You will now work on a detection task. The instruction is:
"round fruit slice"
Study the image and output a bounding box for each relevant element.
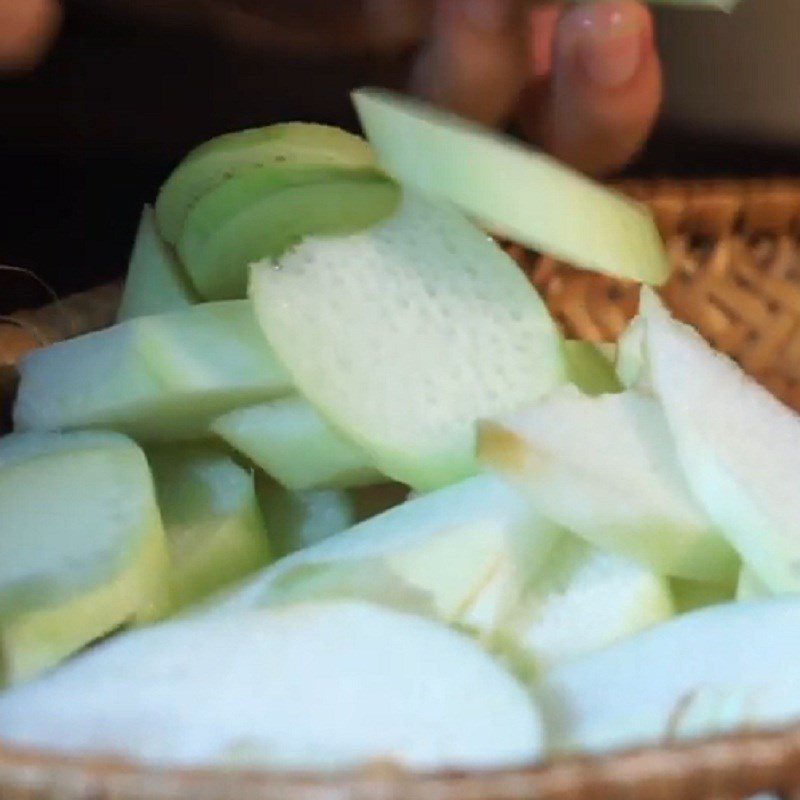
[353,89,669,285]
[155,123,379,245]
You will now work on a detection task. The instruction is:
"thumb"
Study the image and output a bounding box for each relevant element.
[409,0,529,127]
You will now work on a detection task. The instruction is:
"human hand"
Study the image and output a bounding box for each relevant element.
[410,0,661,176]
[0,0,62,72]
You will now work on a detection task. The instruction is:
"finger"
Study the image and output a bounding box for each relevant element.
[0,0,62,72]
[520,1,661,176]
[410,0,530,127]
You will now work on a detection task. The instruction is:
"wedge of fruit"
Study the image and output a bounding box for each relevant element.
[147,445,271,610]
[179,167,400,299]
[0,431,169,685]
[0,602,544,770]
[212,396,380,490]
[116,205,196,322]
[14,301,292,440]
[353,89,669,286]
[155,123,380,245]
[670,577,738,613]
[564,341,620,396]
[250,190,567,490]
[639,289,800,592]
[480,387,737,582]
[538,599,800,756]
[737,570,771,600]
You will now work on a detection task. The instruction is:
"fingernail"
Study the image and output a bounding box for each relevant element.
[573,2,647,88]
[462,0,516,33]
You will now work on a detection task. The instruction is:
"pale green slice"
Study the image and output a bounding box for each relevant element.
[155,123,378,245]
[250,191,567,490]
[564,341,620,396]
[180,172,399,300]
[353,89,669,286]
[0,431,169,685]
[116,205,196,322]
[147,445,271,611]
[480,387,738,582]
[737,569,771,601]
[670,577,738,614]
[14,301,292,440]
[640,289,800,592]
[539,600,800,757]
[212,397,380,490]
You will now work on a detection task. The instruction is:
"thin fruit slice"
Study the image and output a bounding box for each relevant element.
[496,536,672,674]
[670,577,737,613]
[217,474,561,632]
[480,387,737,582]
[538,599,800,756]
[0,431,169,685]
[147,445,271,611]
[116,206,196,322]
[250,191,567,490]
[640,289,800,592]
[564,340,620,396]
[155,123,378,245]
[14,301,292,440]
[737,569,771,600]
[212,396,380,490]
[0,602,544,770]
[179,168,399,299]
[353,89,669,286]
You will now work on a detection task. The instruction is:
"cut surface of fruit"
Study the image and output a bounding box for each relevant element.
[116,205,196,322]
[147,445,271,611]
[0,431,169,685]
[218,474,560,632]
[538,599,800,756]
[250,191,567,490]
[353,90,669,286]
[212,397,380,490]
[14,302,292,440]
[179,169,399,300]
[0,602,544,770]
[737,569,771,600]
[564,340,620,396]
[155,123,378,245]
[640,289,800,592]
[480,387,737,582]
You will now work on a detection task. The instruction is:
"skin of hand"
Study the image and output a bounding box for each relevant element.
[0,0,62,72]
[410,0,662,176]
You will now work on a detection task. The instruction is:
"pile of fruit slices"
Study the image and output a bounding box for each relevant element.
[1,85,796,773]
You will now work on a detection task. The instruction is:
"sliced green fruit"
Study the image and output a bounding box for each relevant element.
[147,445,271,611]
[179,168,399,300]
[737,569,771,601]
[220,475,562,639]
[14,301,292,440]
[539,599,800,756]
[250,191,567,490]
[353,89,669,286]
[670,577,738,614]
[480,387,737,582]
[116,205,196,322]
[493,536,672,674]
[255,476,358,558]
[0,602,544,771]
[212,396,380,490]
[640,289,800,592]
[564,340,620,396]
[0,431,169,685]
[155,123,378,245]
[615,315,648,389]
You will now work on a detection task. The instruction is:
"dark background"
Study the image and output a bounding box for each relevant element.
[3,2,800,315]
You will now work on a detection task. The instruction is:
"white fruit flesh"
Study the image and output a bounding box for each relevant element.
[480,387,737,582]
[0,602,544,770]
[353,89,668,286]
[14,302,292,440]
[147,445,271,610]
[250,191,567,490]
[0,431,169,685]
[640,289,800,592]
[212,397,381,490]
[539,599,800,756]
[116,205,195,322]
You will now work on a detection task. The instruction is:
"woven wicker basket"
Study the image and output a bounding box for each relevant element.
[3,179,800,799]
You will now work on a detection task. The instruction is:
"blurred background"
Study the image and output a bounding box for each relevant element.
[1,0,797,312]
